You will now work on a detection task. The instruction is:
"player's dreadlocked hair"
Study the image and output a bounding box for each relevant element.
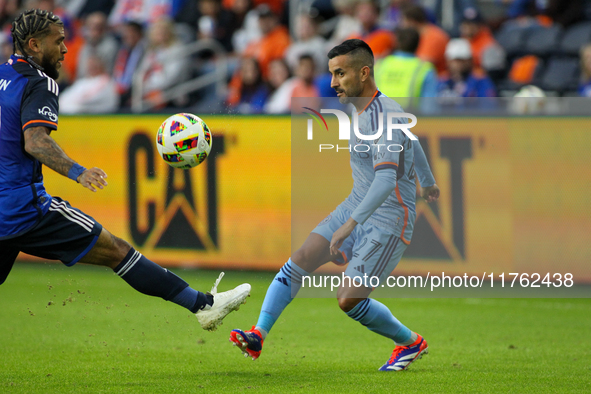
[10,9,63,69]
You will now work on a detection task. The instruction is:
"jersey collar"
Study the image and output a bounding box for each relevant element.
[358,90,381,114]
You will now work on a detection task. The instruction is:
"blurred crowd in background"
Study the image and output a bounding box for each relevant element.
[1,0,591,114]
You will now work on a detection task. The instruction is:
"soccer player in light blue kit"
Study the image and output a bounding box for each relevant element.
[230,39,440,371]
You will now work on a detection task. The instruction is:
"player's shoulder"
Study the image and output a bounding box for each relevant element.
[367,90,405,115]
[11,59,59,96]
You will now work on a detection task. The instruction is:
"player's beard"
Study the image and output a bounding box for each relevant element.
[41,56,60,80]
[337,84,363,105]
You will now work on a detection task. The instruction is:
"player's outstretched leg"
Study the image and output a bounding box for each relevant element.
[341,297,428,371]
[229,258,308,359]
[82,228,250,331]
[229,233,331,360]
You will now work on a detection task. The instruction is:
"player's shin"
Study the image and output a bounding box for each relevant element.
[345,298,416,344]
[255,258,309,338]
[113,248,212,313]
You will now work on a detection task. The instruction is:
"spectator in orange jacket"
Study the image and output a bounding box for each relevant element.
[460,8,505,73]
[243,4,290,79]
[290,54,320,109]
[348,0,396,59]
[226,57,270,113]
[401,4,449,75]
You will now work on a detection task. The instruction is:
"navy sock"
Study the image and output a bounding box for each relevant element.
[114,248,211,313]
[171,287,214,313]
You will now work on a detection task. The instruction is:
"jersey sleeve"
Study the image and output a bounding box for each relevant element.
[350,168,397,225]
[372,114,405,172]
[21,76,59,131]
[412,137,436,187]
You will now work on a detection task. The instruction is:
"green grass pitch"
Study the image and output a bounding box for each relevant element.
[1,263,590,393]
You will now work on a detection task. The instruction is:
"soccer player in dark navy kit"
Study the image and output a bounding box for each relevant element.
[0,9,250,331]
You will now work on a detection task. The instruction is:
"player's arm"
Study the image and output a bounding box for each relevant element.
[330,168,397,255]
[23,126,107,192]
[412,137,439,202]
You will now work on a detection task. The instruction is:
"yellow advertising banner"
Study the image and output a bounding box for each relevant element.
[20,116,291,270]
[19,116,591,282]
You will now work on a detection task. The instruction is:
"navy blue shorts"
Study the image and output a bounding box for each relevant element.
[0,196,103,284]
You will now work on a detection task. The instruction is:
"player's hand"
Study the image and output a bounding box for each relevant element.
[421,184,440,202]
[78,167,108,192]
[330,218,357,256]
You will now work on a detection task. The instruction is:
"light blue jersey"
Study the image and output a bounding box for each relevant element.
[340,91,420,244]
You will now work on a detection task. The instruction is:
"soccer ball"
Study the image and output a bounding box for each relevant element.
[156,113,213,169]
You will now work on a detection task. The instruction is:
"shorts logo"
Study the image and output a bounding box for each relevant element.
[320,215,332,225]
[38,106,57,122]
[357,237,368,249]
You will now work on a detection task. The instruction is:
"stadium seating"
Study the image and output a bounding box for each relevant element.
[495,26,530,57]
[560,21,591,56]
[524,25,563,57]
[538,57,580,93]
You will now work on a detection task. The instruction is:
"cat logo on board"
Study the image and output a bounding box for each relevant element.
[404,136,473,262]
[127,132,225,251]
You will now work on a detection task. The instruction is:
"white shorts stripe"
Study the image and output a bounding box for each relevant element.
[49,200,93,232]
[48,205,92,232]
[51,199,94,228]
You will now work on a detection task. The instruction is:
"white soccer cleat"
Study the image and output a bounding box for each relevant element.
[195,272,251,332]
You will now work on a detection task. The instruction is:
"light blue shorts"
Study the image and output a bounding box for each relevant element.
[312,204,407,285]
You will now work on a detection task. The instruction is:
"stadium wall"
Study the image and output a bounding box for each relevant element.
[19,116,591,282]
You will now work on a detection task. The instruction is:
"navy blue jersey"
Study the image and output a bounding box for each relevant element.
[0,55,60,239]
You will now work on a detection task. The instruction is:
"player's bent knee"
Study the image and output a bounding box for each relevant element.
[291,248,307,266]
[111,234,132,256]
[292,234,331,272]
[338,297,364,312]
[291,248,321,273]
[82,229,132,268]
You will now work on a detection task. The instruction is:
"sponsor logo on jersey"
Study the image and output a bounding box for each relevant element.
[38,106,57,122]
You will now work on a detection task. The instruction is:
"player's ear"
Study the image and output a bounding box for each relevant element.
[27,37,42,54]
[360,65,370,82]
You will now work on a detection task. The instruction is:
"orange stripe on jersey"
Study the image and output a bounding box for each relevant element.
[16,59,28,63]
[340,250,348,264]
[358,90,379,115]
[331,250,348,266]
[22,119,58,130]
[394,184,410,245]
[373,161,398,169]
